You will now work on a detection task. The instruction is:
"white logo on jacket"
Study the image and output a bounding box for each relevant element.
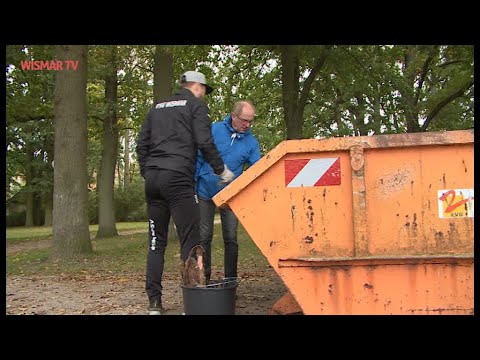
[155,100,187,109]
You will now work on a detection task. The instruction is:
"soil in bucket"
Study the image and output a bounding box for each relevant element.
[181,278,239,315]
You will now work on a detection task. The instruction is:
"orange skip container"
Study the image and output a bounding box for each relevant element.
[213,130,474,315]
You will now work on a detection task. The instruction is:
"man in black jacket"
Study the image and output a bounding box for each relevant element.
[136,70,234,315]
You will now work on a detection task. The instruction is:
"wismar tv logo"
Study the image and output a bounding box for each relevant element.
[20,60,79,71]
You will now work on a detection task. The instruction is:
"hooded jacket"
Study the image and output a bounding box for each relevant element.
[195,114,261,200]
[136,88,225,178]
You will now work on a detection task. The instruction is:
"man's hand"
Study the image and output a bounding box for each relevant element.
[218,164,234,184]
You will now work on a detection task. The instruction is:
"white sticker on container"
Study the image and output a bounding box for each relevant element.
[438,189,474,218]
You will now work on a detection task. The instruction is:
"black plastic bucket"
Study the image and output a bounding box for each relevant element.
[181,278,239,315]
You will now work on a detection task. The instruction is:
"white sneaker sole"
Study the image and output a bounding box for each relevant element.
[148,310,162,315]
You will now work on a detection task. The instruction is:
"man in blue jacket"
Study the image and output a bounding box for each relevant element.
[195,100,261,282]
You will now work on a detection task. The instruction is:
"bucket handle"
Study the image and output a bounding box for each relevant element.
[206,277,241,288]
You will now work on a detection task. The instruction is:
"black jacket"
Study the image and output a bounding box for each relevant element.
[136,88,224,178]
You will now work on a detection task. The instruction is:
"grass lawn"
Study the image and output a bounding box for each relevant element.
[6,222,269,276]
[6,222,149,245]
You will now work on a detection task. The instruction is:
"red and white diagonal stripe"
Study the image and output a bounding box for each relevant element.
[284,158,341,187]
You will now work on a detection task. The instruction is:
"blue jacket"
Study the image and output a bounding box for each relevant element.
[195,114,261,200]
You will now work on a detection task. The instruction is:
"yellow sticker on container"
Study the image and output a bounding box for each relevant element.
[438,189,474,218]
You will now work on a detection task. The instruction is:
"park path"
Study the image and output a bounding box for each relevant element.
[6,218,288,315]
[6,267,287,315]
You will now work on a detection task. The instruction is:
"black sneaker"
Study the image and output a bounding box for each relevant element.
[148,299,164,315]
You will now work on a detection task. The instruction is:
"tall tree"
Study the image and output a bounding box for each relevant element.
[6,45,55,226]
[154,46,173,103]
[302,45,474,138]
[52,45,92,258]
[42,143,54,226]
[153,45,177,241]
[96,45,119,238]
[280,45,330,139]
[24,146,35,226]
[123,130,130,188]
[115,45,155,190]
[391,45,473,133]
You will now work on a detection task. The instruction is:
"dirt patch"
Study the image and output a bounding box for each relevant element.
[6,268,288,315]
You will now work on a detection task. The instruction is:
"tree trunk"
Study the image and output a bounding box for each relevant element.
[25,191,34,226]
[405,107,420,133]
[280,46,328,139]
[33,192,43,226]
[372,92,382,134]
[116,157,122,188]
[24,149,34,226]
[43,192,53,226]
[153,45,177,241]
[52,45,92,258]
[353,95,368,136]
[154,46,173,103]
[43,148,54,226]
[96,45,119,239]
[123,128,130,188]
[403,46,421,133]
[280,45,302,140]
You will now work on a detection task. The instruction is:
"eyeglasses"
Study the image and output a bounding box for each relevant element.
[233,112,254,125]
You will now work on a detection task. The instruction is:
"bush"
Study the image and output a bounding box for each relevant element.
[6,211,26,227]
[87,177,147,224]
[115,178,147,222]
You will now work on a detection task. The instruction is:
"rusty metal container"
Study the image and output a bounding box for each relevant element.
[213,130,474,315]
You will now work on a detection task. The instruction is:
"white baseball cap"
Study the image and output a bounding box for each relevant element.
[179,71,213,95]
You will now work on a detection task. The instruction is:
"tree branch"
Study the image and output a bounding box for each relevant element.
[297,49,329,117]
[421,80,474,131]
[255,55,270,79]
[438,59,468,68]
[340,46,384,86]
[8,114,53,125]
[414,54,434,105]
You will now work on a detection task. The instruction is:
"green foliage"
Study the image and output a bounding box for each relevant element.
[114,177,147,222]
[6,45,55,202]
[204,45,285,154]
[426,95,474,131]
[6,44,474,230]
[6,211,26,228]
[302,45,474,137]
